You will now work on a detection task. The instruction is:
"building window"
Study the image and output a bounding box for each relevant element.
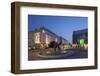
[34,32,40,43]
[55,38,58,42]
[46,35,49,44]
[42,30,45,33]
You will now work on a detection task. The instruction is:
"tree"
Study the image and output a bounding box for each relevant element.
[48,41,55,48]
[48,41,61,54]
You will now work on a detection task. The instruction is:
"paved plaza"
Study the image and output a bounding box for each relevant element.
[28,48,88,60]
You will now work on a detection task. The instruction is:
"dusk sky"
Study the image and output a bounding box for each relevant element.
[28,15,88,43]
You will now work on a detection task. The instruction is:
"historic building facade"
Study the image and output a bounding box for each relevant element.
[28,27,69,49]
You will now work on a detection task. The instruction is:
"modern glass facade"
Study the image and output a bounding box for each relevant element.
[73,29,88,44]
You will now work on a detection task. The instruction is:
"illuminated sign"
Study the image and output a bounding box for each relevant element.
[80,39,85,46]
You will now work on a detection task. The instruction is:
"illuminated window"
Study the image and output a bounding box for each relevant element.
[35,32,40,43]
[42,30,45,33]
[55,38,58,42]
[46,35,49,44]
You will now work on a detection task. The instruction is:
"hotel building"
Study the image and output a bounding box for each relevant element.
[28,27,69,49]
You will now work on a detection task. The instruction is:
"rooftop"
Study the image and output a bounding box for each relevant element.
[73,28,88,34]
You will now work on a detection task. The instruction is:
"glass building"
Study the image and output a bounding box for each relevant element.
[73,28,88,44]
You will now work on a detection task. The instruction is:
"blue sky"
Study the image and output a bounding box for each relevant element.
[28,15,88,43]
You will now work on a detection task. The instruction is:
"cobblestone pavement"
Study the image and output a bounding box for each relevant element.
[28,48,88,61]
